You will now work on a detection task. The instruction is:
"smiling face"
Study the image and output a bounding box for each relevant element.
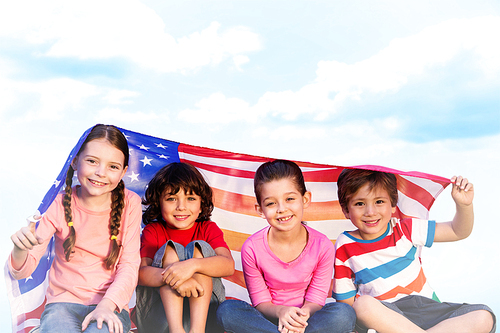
[72,138,128,201]
[160,188,202,230]
[344,183,396,240]
[255,178,311,233]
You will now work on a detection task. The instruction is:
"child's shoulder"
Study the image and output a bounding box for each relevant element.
[242,227,268,247]
[305,225,333,244]
[124,188,141,203]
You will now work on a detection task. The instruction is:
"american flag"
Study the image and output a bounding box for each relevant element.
[5,125,451,333]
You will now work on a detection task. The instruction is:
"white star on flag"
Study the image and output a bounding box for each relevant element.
[140,156,153,167]
[128,171,139,182]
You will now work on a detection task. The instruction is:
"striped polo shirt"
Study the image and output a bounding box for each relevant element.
[333,218,438,303]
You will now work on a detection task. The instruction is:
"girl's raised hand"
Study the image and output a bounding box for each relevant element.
[450,176,474,206]
[11,215,43,251]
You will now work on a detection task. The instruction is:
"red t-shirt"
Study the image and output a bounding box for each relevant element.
[140,221,230,259]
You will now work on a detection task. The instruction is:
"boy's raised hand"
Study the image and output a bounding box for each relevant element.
[450,176,474,206]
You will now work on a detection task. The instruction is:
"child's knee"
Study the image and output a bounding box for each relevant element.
[193,243,204,258]
[353,295,380,318]
[162,244,180,267]
[473,309,495,333]
[186,240,214,259]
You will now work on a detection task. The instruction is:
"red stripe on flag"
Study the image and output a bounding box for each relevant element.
[184,159,256,179]
[179,144,271,162]
[394,206,418,220]
[213,188,258,217]
[223,270,246,289]
[16,298,46,326]
[302,169,341,182]
[396,175,440,209]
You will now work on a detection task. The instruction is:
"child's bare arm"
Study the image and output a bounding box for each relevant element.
[434,176,474,242]
[10,217,44,270]
[138,257,166,287]
[162,247,235,289]
[337,296,355,306]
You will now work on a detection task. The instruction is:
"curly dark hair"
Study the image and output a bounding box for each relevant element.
[142,162,214,225]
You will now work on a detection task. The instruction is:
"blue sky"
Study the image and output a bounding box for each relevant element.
[1,0,499,330]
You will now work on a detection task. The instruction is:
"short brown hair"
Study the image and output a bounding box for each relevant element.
[337,169,398,213]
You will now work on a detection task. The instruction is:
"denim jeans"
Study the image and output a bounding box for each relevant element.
[135,240,225,333]
[39,302,131,333]
[216,299,356,333]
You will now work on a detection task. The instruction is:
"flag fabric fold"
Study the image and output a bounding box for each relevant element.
[5,125,450,333]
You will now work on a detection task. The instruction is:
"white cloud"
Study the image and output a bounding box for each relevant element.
[0,1,262,73]
[315,15,500,103]
[252,125,327,141]
[174,16,500,124]
[4,78,98,121]
[177,92,256,124]
[95,107,170,124]
[103,89,140,105]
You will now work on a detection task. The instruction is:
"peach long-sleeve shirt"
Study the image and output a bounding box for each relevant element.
[9,187,142,311]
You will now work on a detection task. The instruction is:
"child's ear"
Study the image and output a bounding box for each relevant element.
[302,191,312,208]
[255,203,265,219]
[70,157,78,171]
[120,165,128,179]
[342,208,350,219]
[391,206,397,215]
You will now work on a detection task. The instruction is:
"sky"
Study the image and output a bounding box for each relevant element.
[1,0,499,330]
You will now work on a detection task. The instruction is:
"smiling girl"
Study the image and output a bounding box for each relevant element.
[136,162,234,333]
[9,124,142,333]
[216,160,355,333]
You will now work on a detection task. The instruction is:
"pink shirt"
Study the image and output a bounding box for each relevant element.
[8,187,142,311]
[242,225,334,308]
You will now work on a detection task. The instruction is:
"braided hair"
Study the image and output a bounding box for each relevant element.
[62,124,129,269]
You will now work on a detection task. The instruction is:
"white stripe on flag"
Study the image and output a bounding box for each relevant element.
[180,152,263,171]
[222,279,251,304]
[397,191,431,220]
[401,175,447,198]
[200,169,255,196]
[212,208,268,235]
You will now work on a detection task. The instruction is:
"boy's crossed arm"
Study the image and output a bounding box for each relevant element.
[434,176,474,243]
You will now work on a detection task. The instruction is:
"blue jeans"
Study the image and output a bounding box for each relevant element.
[216,299,356,333]
[39,302,131,333]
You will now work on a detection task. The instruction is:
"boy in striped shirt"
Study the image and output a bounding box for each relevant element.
[333,169,495,333]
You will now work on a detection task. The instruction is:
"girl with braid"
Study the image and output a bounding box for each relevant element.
[9,124,142,333]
